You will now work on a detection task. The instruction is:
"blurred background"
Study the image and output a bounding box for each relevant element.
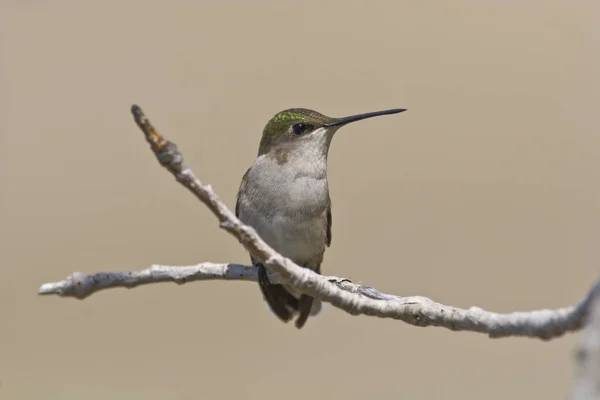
[1,1,599,399]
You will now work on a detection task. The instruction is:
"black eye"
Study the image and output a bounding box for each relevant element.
[291,123,309,136]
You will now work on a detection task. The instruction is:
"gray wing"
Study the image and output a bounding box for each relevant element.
[298,201,331,328]
[235,168,249,219]
[326,202,332,247]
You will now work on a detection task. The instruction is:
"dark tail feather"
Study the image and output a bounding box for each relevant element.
[295,264,320,329]
[294,294,314,329]
[258,263,298,323]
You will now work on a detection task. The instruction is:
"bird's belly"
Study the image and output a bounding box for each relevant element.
[242,210,327,269]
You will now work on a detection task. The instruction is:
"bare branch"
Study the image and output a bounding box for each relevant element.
[571,281,600,400]
[37,104,597,341]
[37,263,381,300]
[38,263,257,299]
[39,261,593,340]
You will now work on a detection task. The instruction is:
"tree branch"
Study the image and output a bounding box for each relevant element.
[38,263,395,301]
[37,104,597,341]
[571,281,600,400]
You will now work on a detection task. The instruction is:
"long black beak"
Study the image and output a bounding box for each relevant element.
[323,108,407,127]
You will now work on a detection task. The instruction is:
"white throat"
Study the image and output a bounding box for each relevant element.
[285,126,334,178]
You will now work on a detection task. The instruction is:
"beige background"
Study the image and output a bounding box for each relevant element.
[1,1,599,399]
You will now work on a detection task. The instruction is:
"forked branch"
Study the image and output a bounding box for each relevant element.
[38,105,598,341]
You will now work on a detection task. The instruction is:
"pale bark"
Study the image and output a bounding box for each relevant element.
[38,105,597,343]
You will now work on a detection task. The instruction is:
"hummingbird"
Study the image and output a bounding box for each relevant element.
[235,107,406,328]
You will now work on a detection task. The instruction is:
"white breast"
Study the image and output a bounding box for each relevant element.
[237,154,329,268]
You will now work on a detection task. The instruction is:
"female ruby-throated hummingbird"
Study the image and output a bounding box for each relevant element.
[235,107,406,328]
